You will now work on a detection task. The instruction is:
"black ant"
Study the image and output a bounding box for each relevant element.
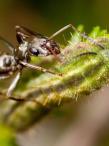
[0,24,103,101]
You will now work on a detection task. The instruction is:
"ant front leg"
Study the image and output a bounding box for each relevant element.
[7,71,49,108]
[7,71,21,98]
[6,71,32,101]
[6,71,30,102]
[49,24,104,49]
[6,62,61,103]
[20,61,62,77]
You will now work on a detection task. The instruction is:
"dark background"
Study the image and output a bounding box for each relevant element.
[0,0,109,45]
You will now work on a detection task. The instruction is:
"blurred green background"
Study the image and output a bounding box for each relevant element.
[0,0,109,45]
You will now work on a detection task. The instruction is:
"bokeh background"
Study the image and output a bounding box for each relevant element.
[1,0,109,146]
[0,0,109,45]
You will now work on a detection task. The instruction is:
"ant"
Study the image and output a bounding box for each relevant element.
[0,24,104,102]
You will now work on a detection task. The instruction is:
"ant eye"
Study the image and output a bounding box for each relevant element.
[29,48,39,56]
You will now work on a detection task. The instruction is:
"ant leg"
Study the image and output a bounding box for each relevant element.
[8,96,50,110]
[7,94,48,109]
[20,61,62,76]
[6,72,49,108]
[6,71,35,102]
[73,52,97,59]
[7,71,21,98]
[49,24,104,49]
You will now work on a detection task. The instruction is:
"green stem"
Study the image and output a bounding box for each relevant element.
[0,27,109,131]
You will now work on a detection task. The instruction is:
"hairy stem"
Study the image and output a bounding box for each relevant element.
[0,27,109,131]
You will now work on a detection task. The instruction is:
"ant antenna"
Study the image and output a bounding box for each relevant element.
[49,24,105,49]
[0,36,16,55]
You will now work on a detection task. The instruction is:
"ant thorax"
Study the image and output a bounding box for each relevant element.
[19,41,28,56]
[17,41,30,61]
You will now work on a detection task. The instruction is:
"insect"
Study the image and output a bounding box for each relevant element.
[0,24,103,101]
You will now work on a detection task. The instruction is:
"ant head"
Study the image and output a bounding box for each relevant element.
[15,25,61,61]
[29,38,61,57]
